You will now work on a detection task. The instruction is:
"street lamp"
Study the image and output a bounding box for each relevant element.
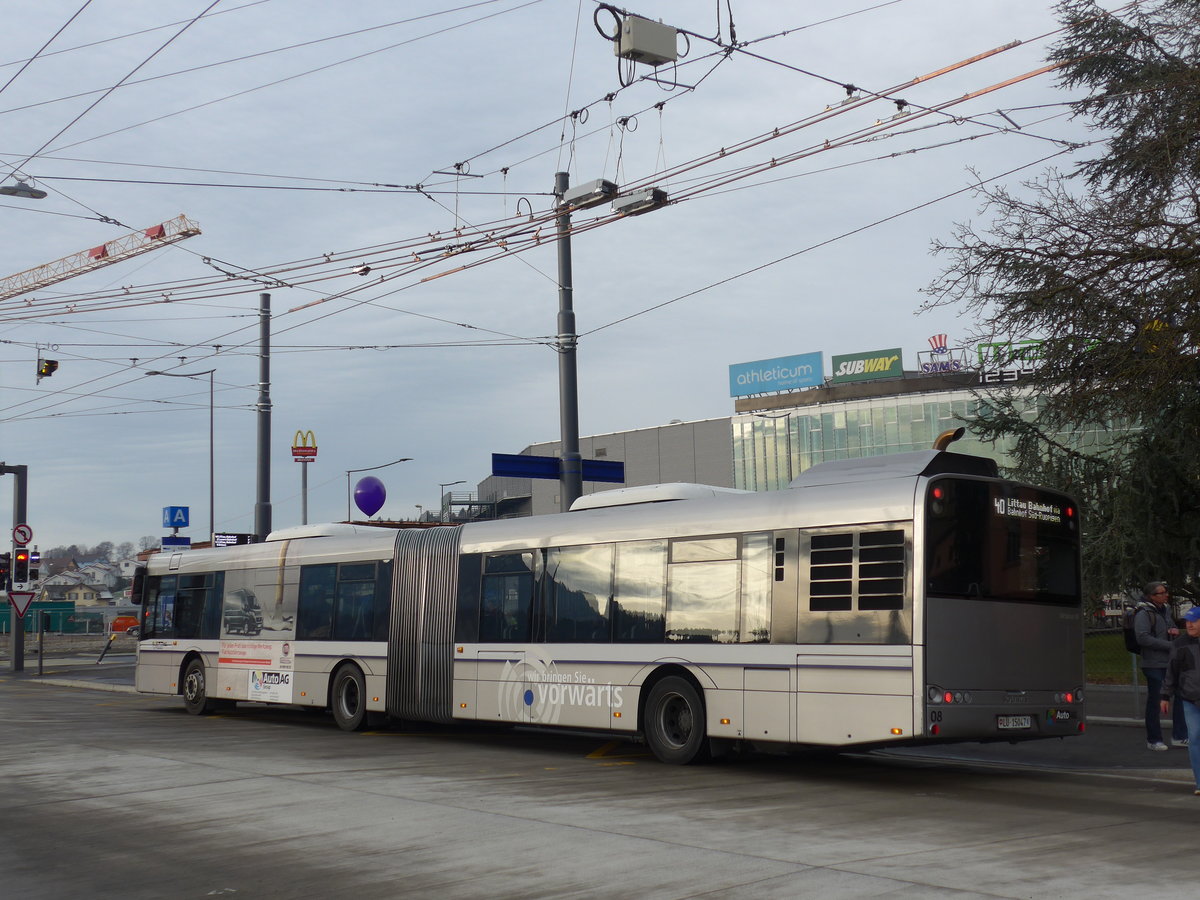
[145,369,215,541]
[345,457,412,520]
[438,480,465,522]
[0,179,47,200]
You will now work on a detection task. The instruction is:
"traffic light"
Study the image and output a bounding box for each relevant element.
[0,551,10,583]
[29,548,40,581]
[37,358,58,382]
[13,548,29,583]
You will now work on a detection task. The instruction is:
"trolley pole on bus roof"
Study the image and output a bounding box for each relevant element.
[4,464,28,672]
[554,171,583,512]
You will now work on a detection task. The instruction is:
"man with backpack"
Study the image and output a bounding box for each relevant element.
[1135,581,1188,750]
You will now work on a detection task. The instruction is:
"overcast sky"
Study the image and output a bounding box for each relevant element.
[0,0,1107,551]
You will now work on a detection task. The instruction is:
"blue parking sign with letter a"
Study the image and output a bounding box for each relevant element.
[162,506,190,528]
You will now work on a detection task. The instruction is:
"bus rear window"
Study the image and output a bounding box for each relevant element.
[925,478,1079,605]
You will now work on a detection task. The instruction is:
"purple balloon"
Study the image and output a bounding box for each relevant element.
[354,476,386,517]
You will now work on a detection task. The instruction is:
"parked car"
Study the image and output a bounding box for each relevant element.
[110,615,139,633]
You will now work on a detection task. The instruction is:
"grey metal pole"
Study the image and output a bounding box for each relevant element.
[208,369,215,541]
[1132,651,1140,720]
[554,171,582,512]
[5,464,28,672]
[301,462,308,525]
[254,293,272,540]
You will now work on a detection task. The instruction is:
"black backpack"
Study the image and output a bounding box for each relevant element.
[1122,602,1158,654]
[1121,605,1142,654]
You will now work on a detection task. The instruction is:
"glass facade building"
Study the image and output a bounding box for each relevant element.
[732,386,1003,492]
[732,382,1121,492]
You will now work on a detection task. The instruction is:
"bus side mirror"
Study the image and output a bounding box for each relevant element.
[130,566,147,605]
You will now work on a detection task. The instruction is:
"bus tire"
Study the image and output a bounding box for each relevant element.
[182,658,214,716]
[331,665,368,732]
[644,676,710,765]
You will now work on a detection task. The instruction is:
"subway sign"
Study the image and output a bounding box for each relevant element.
[729,351,823,397]
[831,348,903,384]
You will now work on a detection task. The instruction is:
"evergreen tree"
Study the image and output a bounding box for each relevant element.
[924,0,1200,600]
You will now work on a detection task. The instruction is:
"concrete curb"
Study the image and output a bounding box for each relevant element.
[18,677,137,693]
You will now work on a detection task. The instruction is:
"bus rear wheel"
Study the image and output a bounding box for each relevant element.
[182,658,214,715]
[644,676,710,765]
[331,665,368,732]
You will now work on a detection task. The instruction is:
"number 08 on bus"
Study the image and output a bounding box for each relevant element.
[131,443,1084,764]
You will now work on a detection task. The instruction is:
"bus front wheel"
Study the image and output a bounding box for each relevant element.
[644,676,710,765]
[182,658,214,715]
[331,665,368,732]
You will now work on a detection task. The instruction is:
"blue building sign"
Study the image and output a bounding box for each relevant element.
[729,352,823,397]
[491,453,626,483]
[162,506,190,529]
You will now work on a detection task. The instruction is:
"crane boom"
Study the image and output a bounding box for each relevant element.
[0,214,200,303]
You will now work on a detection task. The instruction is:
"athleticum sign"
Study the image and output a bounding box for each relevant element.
[728,351,824,397]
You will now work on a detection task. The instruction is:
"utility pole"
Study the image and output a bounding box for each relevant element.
[4,464,28,672]
[554,171,583,512]
[254,293,272,540]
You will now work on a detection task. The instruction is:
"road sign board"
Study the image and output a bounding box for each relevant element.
[213,532,257,547]
[162,506,190,528]
[161,535,191,548]
[8,590,34,617]
[491,453,626,483]
[12,523,32,545]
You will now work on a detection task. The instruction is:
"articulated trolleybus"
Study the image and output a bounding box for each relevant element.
[133,444,1085,764]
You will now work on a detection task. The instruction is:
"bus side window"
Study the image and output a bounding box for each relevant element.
[333,563,378,642]
[145,574,177,639]
[175,572,221,640]
[480,552,536,642]
[372,561,393,642]
[545,545,612,642]
[297,564,336,640]
[613,541,666,642]
[455,555,483,643]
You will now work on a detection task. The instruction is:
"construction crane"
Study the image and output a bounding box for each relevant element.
[0,213,200,303]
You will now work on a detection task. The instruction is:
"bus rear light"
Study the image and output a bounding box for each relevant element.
[930,724,941,735]
[1078,722,1086,733]
[935,690,973,704]
[460,702,468,709]
[613,711,621,718]
[891,728,903,735]
[720,718,731,725]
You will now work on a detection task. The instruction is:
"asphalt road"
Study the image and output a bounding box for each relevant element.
[2,659,1198,899]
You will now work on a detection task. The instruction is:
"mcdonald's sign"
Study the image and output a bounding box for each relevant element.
[292,429,317,462]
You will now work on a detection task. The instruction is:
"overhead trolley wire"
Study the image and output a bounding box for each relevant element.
[0,0,516,119]
[0,0,95,105]
[9,0,223,175]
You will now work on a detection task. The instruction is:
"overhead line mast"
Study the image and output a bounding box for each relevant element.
[0,213,200,303]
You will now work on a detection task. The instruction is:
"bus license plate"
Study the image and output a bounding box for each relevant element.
[997,715,1032,730]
